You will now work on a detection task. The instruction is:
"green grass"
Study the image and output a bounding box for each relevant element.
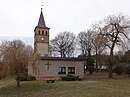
[0,72,130,97]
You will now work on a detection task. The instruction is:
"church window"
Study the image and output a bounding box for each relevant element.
[58,67,66,74]
[38,30,40,34]
[68,67,75,74]
[42,31,44,35]
[46,31,48,35]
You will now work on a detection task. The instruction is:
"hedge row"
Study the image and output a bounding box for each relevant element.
[15,75,36,81]
[61,75,82,81]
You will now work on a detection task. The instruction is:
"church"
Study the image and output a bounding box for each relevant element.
[28,8,85,80]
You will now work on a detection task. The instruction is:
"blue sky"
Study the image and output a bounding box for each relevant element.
[0,0,130,39]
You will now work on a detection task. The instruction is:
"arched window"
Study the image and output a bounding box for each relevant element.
[46,31,48,35]
[38,30,40,34]
[42,31,44,35]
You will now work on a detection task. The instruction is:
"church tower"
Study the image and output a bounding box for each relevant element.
[34,8,50,57]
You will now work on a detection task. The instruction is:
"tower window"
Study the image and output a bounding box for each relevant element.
[42,31,44,35]
[46,31,48,35]
[38,30,40,34]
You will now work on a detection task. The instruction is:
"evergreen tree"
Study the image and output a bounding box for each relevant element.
[87,49,95,74]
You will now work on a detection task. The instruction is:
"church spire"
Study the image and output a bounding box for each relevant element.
[37,8,46,28]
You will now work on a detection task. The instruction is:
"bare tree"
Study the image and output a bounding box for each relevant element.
[50,31,75,57]
[124,50,130,65]
[92,33,107,71]
[0,40,33,87]
[77,30,94,56]
[97,14,130,78]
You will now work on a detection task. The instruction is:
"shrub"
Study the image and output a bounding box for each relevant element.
[26,75,36,81]
[114,65,122,75]
[126,67,130,75]
[61,75,81,81]
[15,74,36,81]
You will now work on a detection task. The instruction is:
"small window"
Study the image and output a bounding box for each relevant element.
[58,67,66,74]
[38,30,40,34]
[46,31,48,35]
[42,31,44,35]
[68,67,75,74]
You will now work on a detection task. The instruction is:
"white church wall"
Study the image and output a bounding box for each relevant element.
[36,59,84,80]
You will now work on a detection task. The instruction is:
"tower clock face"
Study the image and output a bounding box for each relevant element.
[41,37,44,40]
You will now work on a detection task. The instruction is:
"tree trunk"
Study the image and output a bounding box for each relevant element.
[16,74,21,88]
[17,80,20,88]
[108,63,113,78]
[109,49,114,78]
[98,53,101,72]
[95,50,98,72]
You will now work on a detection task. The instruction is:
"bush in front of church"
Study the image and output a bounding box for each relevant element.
[15,74,36,81]
[61,75,82,81]
[26,75,36,81]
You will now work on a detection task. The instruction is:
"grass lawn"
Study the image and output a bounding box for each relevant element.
[0,72,130,97]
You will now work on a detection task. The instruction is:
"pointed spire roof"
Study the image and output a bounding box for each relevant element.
[37,9,46,28]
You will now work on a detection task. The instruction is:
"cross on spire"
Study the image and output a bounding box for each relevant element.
[41,2,44,10]
[37,2,46,28]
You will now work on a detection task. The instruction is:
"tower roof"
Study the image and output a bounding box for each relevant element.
[37,9,46,28]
